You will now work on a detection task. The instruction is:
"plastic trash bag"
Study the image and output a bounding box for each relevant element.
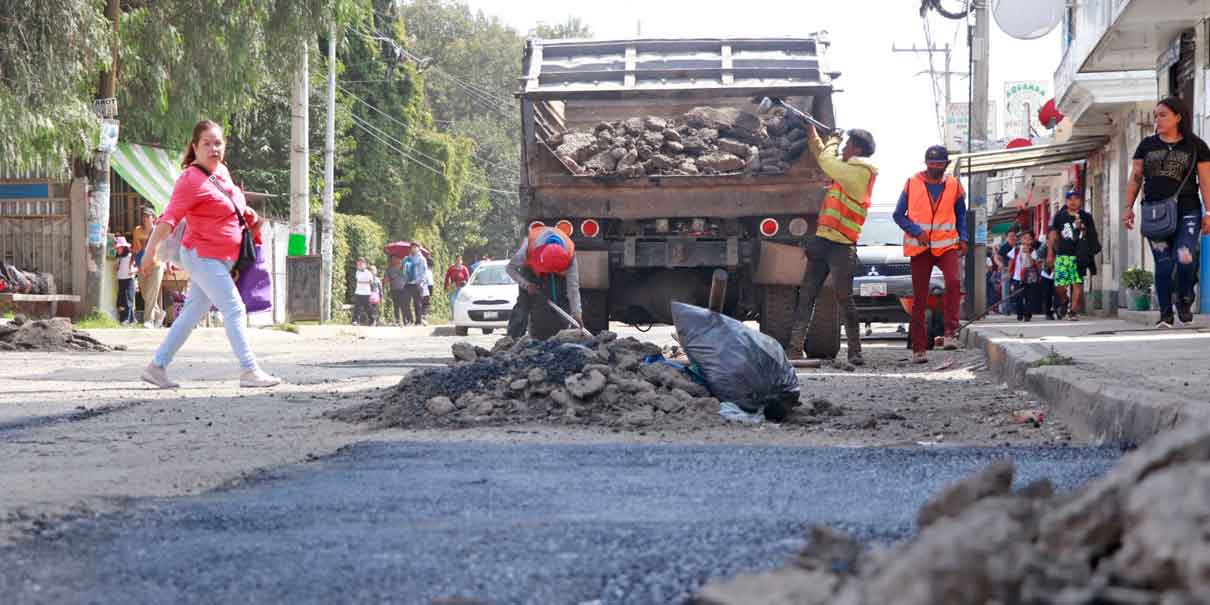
[671,302,800,418]
[719,401,764,424]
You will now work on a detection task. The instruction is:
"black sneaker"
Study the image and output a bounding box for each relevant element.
[1156,314,1175,329]
[1177,300,1194,324]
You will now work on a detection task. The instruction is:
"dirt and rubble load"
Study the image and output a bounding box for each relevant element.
[327,330,727,429]
[548,105,811,178]
[695,424,1210,605]
[0,315,118,352]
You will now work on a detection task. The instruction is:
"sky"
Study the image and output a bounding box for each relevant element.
[463,0,1062,203]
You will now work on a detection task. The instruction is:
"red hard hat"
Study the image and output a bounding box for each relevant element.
[532,243,572,274]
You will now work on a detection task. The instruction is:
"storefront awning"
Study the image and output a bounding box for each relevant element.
[947,138,1107,176]
[110,143,181,213]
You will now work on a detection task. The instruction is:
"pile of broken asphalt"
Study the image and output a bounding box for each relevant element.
[329,329,749,430]
[696,424,1210,605]
[0,315,119,352]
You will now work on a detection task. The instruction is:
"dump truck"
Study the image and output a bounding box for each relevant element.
[518,35,846,357]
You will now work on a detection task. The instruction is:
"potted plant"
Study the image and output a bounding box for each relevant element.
[1121,267,1154,311]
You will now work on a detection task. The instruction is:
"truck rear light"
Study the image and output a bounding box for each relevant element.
[759,218,779,237]
[528,221,545,232]
[555,220,574,236]
[788,217,809,237]
[580,219,601,238]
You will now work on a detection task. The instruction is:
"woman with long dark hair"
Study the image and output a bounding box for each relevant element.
[137,120,280,388]
[1124,96,1210,327]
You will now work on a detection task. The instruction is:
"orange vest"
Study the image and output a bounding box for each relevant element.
[526,226,576,276]
[903,174,963,257]
[816,172,876,244]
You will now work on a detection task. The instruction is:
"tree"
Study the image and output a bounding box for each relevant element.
[531,17,592,40]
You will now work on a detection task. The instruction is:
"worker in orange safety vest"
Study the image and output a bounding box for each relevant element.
[893,145,968,363]
[505,225,582,340]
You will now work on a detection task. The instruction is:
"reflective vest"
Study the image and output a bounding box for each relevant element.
[526,226,576,276]
[903,173,963,257]
[816,171,876,244]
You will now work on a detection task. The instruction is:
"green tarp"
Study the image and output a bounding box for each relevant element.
[110,143,181,213]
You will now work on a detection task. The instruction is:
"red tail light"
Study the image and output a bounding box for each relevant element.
[580,219,601,238]
[555,220,574,236]
[759,218,779,237]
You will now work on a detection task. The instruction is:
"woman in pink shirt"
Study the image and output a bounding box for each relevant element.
[138,120,280,388]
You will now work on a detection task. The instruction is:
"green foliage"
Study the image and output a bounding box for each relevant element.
[530,17,593,39]
[0,0,110,173]
[75,309,121,330]
[1034,347,1075,368]
[1121,267,1154,291]
[331,212,388,320]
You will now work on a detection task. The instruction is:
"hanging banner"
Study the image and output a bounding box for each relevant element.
[945,102,998,151]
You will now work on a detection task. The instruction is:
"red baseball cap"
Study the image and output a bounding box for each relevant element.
[532,243,572,274]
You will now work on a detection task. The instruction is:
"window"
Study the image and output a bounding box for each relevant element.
[471,264,515,286]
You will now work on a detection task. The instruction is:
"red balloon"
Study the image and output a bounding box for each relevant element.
[1007,137,1032,149]
[1038,99,1064,129]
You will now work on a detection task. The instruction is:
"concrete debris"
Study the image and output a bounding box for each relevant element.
[0,316,118,352]
[328,332,723,430]
[550,106,810,177]
[694,425,1210,605]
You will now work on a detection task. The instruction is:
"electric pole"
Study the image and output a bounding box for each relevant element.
[966,0,990,318]
[892,43,966,142]
[321,25,337,323]
[289,43,310,257]
[85,0,120,315]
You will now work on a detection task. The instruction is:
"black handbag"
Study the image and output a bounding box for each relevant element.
[1141,143,1196,240]
[193,164,256,279]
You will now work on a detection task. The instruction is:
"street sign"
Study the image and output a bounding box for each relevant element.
[1004,81,1049,139]
[93,97,118,119]
[945,102,998,151]
[98,119,119,153]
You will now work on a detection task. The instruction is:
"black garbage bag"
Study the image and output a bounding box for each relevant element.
[671,302,800,419]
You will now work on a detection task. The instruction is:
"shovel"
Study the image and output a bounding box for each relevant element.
[533,287,592,338]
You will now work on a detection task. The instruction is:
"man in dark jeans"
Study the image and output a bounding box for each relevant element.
[788,125,878,365]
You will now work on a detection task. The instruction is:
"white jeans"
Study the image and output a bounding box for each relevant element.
[152,247,256,371]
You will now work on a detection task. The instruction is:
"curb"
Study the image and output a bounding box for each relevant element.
[962,324,1210,446]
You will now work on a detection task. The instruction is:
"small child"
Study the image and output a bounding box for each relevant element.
[368,265,383,327]
[171,285,187,327]
[114,236,136,325]
[1008,231,1042,322]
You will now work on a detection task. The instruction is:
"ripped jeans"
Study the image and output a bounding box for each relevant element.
[1148,213,1202,314]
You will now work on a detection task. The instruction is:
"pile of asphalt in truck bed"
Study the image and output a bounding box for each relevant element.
[327,330,726,430]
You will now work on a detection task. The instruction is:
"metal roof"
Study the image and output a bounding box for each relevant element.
[521,37,835,99]
[947,138,1108,175]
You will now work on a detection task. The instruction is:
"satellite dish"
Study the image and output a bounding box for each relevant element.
[993,0,1063,40]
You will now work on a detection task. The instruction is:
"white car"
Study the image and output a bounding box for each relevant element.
[452,260,518,336]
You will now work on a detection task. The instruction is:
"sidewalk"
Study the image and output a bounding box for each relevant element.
[963,315,1210,446]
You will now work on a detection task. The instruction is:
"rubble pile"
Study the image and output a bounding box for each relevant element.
[549,106,810,177]
[696,426,1210,605]
[328,330,726,429]
[0,315,118,352]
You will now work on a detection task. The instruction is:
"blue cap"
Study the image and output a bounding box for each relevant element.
[1065,189,1082,199]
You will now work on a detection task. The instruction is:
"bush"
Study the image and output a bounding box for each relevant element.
[1121,267,1154,291]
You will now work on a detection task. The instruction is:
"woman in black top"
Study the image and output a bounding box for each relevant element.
[1124,97,1210,327]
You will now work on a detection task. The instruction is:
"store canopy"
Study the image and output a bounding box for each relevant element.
[947,138,1107,176]
[110,143,181,213]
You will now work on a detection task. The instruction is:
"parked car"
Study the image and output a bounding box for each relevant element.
[853,210,949,348]
[452,260,517,336]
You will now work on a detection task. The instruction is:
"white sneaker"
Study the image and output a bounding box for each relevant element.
[153,308,166,328]
[141,363,180,389]
[240,368,282,388]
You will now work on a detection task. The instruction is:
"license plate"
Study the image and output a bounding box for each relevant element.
[859,283,888,297]
[482,311,498,319]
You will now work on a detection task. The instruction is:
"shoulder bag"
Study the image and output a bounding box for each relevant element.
[192,165,271,312]
[1141,143,1196,241]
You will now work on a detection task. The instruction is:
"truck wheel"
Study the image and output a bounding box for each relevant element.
[804,284,841,360]
[760,286,797,351]
[528,299,563,341]
[582,289,609,335]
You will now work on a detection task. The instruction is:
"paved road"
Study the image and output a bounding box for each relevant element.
[1,442,1118,605]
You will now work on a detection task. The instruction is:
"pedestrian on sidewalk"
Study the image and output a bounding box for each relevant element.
[1048,189,1100,321]
[386,256,408,325]
[368,265,383,326]
[402,246,427,326]
[352,258,373,325]
[787,125,878,365]
[1036,237,1057,320]
[895,145,967,363]
[996,228,1018,315]
[132,207,166,328]
[444,255,470,307]
[138,119,280,389]
[114,236,136,325]
[1008,230,1042,321]
[1123,96,1210,328]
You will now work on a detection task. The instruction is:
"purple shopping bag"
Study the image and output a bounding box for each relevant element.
[235,244,273,313]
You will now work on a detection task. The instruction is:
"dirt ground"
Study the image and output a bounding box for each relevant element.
[0,322,1070,545]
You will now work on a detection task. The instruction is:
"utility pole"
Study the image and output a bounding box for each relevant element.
[289,43,310,257]
[321,25,337,323]
[892,43,968,142]
[966,0,990,318]
[85,0,120,315]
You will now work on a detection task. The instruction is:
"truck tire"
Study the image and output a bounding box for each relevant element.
[581,289,609,335]
[760,286,797,351]
[804,285,841,360]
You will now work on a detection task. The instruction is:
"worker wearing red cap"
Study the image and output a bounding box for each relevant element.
[505,225,582,339]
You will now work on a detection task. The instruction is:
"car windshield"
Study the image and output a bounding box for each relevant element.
[471,265,514,286]
[858,213,902,246]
